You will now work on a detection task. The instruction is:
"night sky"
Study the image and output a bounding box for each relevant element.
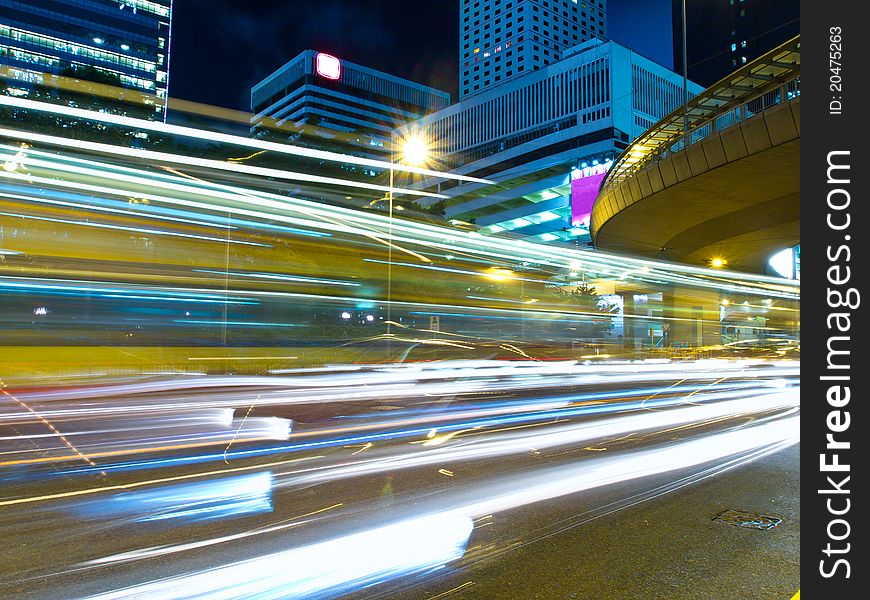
[169,0,673,111]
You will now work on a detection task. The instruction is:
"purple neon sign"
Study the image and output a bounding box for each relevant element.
[570,164,608,227]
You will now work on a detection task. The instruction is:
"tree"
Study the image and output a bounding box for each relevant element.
[548,281,619,339]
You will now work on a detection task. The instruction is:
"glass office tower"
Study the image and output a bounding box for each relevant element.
[0,0,172,119]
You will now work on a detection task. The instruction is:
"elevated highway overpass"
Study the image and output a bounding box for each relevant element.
[591,37,800,274]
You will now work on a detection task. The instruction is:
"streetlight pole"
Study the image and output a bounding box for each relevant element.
[386,158,394,360]
[387,134,427,361]
[681,0,690,145]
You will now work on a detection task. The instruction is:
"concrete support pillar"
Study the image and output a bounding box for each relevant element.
[621,291,648,353]
[663,286,722,349]
[661,288,676,348]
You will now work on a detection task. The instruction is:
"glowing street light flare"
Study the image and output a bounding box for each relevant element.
[402,135,429,166]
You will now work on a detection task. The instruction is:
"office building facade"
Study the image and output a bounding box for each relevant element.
[0,0,172,118]
[460,0,608,99]
[251,50,450,165]
[672,0,799,87]
[399,40,702,245]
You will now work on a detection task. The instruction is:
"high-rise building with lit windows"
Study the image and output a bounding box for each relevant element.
[0,0,172,119]
[400,40,701,245]
[460,0,608,99]
[672,0,799,87]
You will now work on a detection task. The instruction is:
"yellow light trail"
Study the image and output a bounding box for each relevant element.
[225,395,260,463]
[156,162,433,264]
[0,385,97,469]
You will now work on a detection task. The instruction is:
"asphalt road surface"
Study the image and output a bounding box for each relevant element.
[0,359,799,599]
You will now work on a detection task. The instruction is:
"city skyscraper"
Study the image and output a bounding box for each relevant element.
[251,50,450,165]
[460,0,608,99]
[671,0,799,87]
[402,39,700,245]
[0,0,172,119]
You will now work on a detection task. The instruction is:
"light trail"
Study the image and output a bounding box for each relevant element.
[0,191,238,231]
[225,395,260,463]
[0,143,799,299]
[0,127,451,199]
[2,156,437,265]
[192,269,361,288]
[81,503,344,567]
[0,362,797,474]
[442,416,798,519]
[264,391,798,489]
[71,415,797,600]
[0,454,322,508]
[81,513,475,600]
[73,471,275,524]
[0,96,494,183]
[0,177,331,238]
[0,386,97,468]
[0,209,269,247]
[0,276,258,305]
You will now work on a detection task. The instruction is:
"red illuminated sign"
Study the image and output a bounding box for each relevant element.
[315,53,341,80]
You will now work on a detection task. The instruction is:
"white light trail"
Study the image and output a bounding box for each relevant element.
[0,191,237,230]
[82,513,474,600]
[446,416,798,519]
[77,414,796,599]
[270,390,799,488]
[0,129,450,199]
[0,96,493,183]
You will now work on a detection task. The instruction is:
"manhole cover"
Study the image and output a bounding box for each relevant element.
[712,509,782,530]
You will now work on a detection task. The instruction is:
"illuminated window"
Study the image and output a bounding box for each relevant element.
[0,25,156,73]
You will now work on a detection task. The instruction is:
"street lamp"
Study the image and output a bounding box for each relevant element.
[680,0,690,145]
[402,135,429,166]
[385,135,430,356]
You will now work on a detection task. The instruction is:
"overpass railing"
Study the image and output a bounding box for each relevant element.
[597,36,800,200]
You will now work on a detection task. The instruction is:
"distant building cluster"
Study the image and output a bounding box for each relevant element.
[1,0,797,252]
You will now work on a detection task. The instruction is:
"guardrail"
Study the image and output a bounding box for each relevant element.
[596,36,800,201]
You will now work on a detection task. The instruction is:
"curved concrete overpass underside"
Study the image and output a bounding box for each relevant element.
[596,139,798,272]
[593,97,800,274]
